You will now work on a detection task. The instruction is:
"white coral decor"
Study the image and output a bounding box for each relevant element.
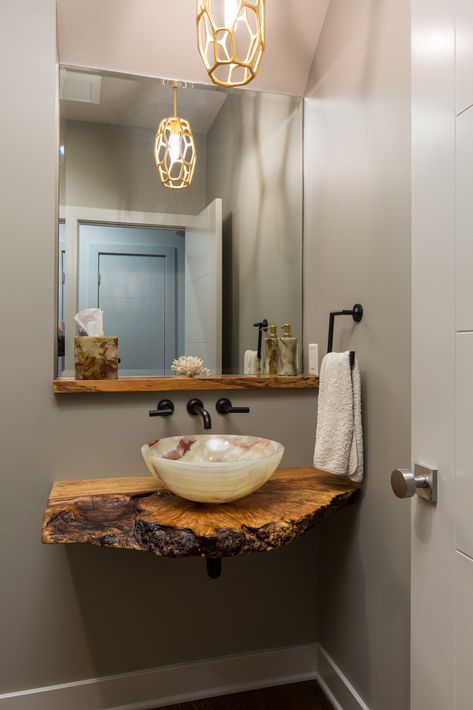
[171,355,210,377]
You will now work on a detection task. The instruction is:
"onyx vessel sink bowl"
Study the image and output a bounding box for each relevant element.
[141,435,284,504]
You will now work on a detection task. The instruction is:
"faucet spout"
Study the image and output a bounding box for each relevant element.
[187,398,212,431]
[201,408,212,430]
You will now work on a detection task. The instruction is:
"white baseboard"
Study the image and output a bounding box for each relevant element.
[0,641,370,710]
[0,643,319,710]
[316,644,370,710]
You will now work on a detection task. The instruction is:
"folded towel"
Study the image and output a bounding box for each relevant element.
[244,350,261,375]
[313,351,363,482]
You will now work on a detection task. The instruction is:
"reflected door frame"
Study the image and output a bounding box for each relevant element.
[59,204,221,376]
[92,245,177,374]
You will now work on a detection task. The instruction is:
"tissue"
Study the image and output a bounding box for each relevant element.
[244,350,261,375]
[74,308,104,336]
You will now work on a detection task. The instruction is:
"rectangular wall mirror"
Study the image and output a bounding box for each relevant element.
[57,67,303,378]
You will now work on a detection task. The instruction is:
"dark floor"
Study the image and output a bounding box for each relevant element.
[159,681,333,710]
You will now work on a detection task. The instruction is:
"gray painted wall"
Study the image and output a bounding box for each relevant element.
[61,119,207,215]
[206,93,303,373]
[304,1,411,708]
[0,0,412,703]
[0,0,320,694]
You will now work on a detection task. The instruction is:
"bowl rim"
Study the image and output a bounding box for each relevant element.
[142,434,285,468]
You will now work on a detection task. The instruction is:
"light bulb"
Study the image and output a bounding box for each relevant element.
[168,132,181,163]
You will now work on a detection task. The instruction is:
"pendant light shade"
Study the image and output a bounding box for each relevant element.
[155,84,197,190]
[197,0,266,88]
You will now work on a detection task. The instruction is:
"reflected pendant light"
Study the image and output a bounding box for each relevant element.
[197,0,266,88]
[155,83,197,190]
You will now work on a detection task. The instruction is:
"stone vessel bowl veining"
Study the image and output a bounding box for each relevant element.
[141,435,285,504]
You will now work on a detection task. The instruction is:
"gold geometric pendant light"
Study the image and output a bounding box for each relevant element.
[196,0,266,88]
[154,83,197,190]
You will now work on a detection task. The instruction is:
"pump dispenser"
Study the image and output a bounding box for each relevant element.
[278,323,298,376]
[263,324,279,375]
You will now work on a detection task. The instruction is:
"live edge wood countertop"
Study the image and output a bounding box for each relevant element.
[42,468,358,559]
[53,375,319,393]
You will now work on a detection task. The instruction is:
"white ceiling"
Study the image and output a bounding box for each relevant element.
[57,0,330,97]
[60,69,228,133]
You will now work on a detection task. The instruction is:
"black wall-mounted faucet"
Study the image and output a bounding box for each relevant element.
[187,398,212,430]
[149,399,174,417]
[216,398,250,415]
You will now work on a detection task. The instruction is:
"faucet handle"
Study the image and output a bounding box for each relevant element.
[149,399,174,417]
[216,398,250,415]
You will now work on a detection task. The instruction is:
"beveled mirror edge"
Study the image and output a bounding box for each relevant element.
[53,375,318,394]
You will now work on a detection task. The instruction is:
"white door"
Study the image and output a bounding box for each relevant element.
[184,199,222,374]
[411,1,473,708]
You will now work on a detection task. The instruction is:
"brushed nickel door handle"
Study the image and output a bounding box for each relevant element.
[391,464,437,503]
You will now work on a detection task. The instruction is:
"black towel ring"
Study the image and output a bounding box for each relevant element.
[327,304,363,369]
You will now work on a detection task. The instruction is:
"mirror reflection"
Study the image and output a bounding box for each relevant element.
[58,67,303,377]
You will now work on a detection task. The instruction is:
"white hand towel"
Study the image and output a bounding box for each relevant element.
[313,352,363,482]
[244,350,261,375]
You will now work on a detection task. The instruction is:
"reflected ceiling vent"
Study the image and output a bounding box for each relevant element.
[60,69,102,104]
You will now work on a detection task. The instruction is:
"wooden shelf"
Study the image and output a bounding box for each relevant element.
[53,375,319,394]
[41,468,358,559]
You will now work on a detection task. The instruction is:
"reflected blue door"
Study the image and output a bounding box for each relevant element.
[98,253,166,374]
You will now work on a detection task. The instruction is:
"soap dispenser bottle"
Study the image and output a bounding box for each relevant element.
[263,325,279,375]
[278,323,299,376]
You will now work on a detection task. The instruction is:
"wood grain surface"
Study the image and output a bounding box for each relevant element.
[42,468,358,559]
[159,680,334,709]
[53,375,319,393]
